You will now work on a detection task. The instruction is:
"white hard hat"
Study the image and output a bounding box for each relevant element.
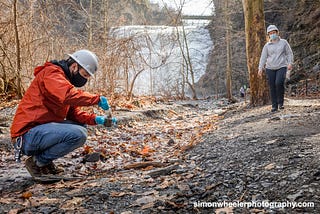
[267,25,279,34]
[68,50,98,76]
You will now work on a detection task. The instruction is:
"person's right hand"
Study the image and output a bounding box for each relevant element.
[98,96,110,110]
[111,117,118,125]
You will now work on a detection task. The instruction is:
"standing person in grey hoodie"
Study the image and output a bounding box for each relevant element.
[258,25,294,112]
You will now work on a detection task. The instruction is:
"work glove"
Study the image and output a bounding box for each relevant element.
[98,96,110,110]
[111,117,118,125]
[95,116,118,126]
[95,116,105,125]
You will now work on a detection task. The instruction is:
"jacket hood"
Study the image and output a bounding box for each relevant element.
[34,62,51,76]
[34,61,71,80]
[50,60,72,80]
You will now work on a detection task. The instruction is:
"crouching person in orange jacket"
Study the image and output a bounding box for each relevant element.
[10,50,110,178]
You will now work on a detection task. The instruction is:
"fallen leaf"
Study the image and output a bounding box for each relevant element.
[111,192,127,197]
[141,190,159,196]
[265,163,276,170]
[61,197,83,209]
[150,134,157,140]
[21,191,32,199]
[8,209,20,214]
[0,198,16,204]
[83,145,94,155]
[140,146,150,156]
[249,208,266,213]
[141,165,154,171]
[159,179,175,189]
[166,200,186,208]
[177,183,190,192]
[215,207,234,214]
[265,139,277,145]
[141,202,154,209]
[31,197,60,205]
[135,195,157,205]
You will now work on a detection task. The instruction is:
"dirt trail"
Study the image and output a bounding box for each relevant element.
[0,98,319,213]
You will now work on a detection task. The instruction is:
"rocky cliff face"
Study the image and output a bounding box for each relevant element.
[196,0,320,98]
[35,0,174,40]
[108,0,176,25]
[286,0,320,80]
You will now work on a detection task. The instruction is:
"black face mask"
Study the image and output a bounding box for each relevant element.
[71,69,87,87]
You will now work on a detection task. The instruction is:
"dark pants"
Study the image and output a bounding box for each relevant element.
[266,67,287,109]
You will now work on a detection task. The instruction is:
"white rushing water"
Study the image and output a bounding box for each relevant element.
[109,21,213,96]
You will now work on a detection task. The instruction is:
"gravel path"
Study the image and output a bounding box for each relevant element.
[0,98,319,213]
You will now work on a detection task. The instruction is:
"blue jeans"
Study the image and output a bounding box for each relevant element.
[20,121,87,166]
[266,67,287,109]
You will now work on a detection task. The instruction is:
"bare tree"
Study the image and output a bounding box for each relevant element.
[162,0,199,99]
[177,24,197,99]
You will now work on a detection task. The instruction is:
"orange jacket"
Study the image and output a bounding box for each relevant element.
[10,62,100,138]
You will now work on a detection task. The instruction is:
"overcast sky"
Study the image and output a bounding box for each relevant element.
[150,0,213,16]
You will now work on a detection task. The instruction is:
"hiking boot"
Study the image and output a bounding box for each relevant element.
[25,156,42,177]
[25,157,64,177]
[271,107,278,112]
[42,162,64,175]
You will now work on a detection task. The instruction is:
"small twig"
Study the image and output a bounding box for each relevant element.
[123,161,167,170]
[239,189,247,202]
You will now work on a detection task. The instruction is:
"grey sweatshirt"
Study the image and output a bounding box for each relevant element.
[258,38,294,70]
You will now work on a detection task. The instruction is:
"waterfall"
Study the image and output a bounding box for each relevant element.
[109,21,213,97]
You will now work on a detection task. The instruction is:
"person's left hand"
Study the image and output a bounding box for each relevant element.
[98,96,110,110]
[287,64,293,70]
[95,116,117,126]
[95,116,105,125]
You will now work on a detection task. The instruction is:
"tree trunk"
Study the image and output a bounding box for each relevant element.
[88,0,93,48]
[175,26,197,100]
[103,0,109,40]
[225,0,233,101]
[127,68,144,100]
[182,25,197,100]
[242,0,269,106]
[13,0,23,98]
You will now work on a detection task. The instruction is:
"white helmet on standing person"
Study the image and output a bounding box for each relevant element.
[68,50,99,76]
[266,25,279,34]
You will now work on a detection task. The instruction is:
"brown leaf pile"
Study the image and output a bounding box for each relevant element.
[80,98,221,174]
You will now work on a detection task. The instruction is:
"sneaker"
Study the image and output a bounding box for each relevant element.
[25,156,42,177]
[279,105,284,109]
[271,108,278,112]
[43,162,64,175]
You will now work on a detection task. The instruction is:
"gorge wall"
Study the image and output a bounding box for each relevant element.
[196,0,320,98]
